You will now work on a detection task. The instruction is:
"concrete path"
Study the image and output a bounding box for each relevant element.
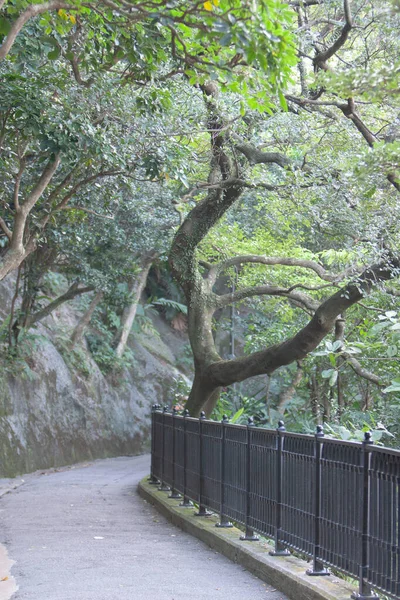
[0,455,288,600]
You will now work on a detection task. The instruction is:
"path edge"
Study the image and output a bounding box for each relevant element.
[138,478,356,600]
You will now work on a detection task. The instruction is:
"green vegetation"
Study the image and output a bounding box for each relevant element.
[1,0,400,445]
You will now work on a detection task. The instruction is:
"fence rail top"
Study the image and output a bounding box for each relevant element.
[152,408,400,457]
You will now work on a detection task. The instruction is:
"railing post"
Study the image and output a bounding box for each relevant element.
[195,411,212,516]
[307,425,329,576]
[169,406,182,499]
[179,409,193,507]
[240,417,259,541]
[148,403,160,484]
[158,405,171,492]
[270,420,290,556]
[351,432,379,600]
[216,415,233,528]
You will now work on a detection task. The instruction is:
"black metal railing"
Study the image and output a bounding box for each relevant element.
[149,405,400,600]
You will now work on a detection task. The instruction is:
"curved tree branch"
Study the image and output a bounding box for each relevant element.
[207,254,353,286]
[342,353,382,386]
[234,140,292,169]
[206,255,400,387]
[24,283,94,329]
[0,1,73,61]
[216,284,320,312]
[313,0,352,71]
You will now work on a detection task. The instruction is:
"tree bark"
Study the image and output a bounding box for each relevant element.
[69,290,104,349]
[114,257,153,358]
[277,361,303,414]
[309,370,321,423]
[335,316,345,419]
[0,155,61,281]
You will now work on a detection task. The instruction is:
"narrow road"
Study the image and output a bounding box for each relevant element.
[0,455,288,600]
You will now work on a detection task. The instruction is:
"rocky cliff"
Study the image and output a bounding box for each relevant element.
[0,276,190,477]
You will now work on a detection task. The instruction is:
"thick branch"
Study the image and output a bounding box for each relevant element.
[216,284,319,312]
[313,0,352,70]
[206,256,400,387]
[69,289,104,349]
[208,254,352,287]
[115,257,154,358]
[0,217,12,240]
[21,154,61,215]
[0,2,72,61]
[170,181,243,291]
[24,283,94,329]
[342,353,382,386]
[234,142,292,169]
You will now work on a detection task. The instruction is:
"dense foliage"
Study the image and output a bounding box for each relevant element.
[1,0,400,445]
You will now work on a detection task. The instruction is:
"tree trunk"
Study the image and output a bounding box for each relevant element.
[185,371,220,417]
[202,387,222,417]
[335,315,345,420]
[0,154,60,281]
[277,361,303,414]
[69,290,104,349]
[12,244,58,343]
[114,258,153,359]
[309,371,321,423]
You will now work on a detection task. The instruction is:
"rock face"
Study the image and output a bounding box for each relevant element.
[0,278,191,477]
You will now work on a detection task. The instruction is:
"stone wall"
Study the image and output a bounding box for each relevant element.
[0,277,190,477]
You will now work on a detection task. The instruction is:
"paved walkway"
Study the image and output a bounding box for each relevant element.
[0,455,288,600]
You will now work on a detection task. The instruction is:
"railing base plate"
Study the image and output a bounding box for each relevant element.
[158,484,171,492]
[179,500,193,508]
[351,594,379,600]
[216,521,233,528]
[269,549,291,557]
[168,492,182,499]
[306,568,330,577]
[240,534,259,542]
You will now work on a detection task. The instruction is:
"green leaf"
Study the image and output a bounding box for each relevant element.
[0,17,11,35]
[278,91,287,111]
[230,407,244,423]
[321,369,334,379]
[329,371,338,387]
[332,340,343,352]
[48,47,61,60]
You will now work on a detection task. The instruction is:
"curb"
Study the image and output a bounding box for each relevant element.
[0,479,25,499]
[138,478,356,600]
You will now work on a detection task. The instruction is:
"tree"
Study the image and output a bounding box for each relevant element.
[0,0,296,281]
[169,0,400,416]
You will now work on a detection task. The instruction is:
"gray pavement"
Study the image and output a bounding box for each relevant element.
[0,455,288,600]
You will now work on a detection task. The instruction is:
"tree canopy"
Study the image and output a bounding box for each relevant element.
[1,0,400,441]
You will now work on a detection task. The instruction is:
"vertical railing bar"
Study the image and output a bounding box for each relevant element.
[270,420,290,557]
[169,406,182,499]
[351,432,379,600]
[179,409,193,507]
[148,403,160,484]
[216,415,233,528]
[158,405,171,492]
[397,474,400,598]
[240,416,259,541]
[307,425,330,576]
[195,411,212,517]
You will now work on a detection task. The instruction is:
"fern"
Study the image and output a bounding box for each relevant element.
[152,297,187,315]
